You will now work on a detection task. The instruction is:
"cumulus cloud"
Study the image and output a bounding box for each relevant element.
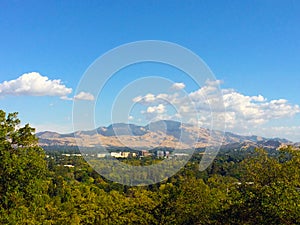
[0,72,96,102]
[134,93,156,103]
[132,80,300,134]
[171,82,185,90]
[74,91,95,101]
[0,72,72,97]
[221,90,300,130]
[139,103,171,121]
[132,92,175,106]
[60,92,95,101]
[146,104,166,114]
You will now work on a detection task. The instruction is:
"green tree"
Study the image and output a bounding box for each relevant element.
[219,148,300,224]
[0,110,47,223]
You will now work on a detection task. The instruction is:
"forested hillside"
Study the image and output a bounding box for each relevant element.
[1,110,300,224]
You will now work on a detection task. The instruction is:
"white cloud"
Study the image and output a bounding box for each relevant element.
[251,95,266,102]
[132,96,143,103]
[0,72,72,97]
[140,103,172,121]
[74,91,95,101]
[146,104,166,114]
[60,92,95,101]
[132,92,175,106]
[221,90,300,130]
[144,93,156,102]
[132,80,300,136]
[171,82,185,90]
[60,96,73,101]
[132,94,156,103]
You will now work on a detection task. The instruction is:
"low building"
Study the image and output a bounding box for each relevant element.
[97,153,107,158]
[110,152,131,158]
[111,152,122,158]
[141,150,151,157]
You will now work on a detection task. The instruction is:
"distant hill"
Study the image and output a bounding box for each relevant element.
[37,120,293,150]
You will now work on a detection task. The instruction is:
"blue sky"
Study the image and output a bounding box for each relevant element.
[0,1,300,141]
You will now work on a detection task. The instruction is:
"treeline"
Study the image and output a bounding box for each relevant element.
[1,110,300,224]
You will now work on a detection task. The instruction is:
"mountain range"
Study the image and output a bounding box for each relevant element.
[36,120,295,150]
[36,120,293,149]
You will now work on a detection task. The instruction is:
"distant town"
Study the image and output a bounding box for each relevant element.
[57,149,190,159]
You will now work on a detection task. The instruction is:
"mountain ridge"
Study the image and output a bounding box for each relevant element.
[37,120,292,150]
